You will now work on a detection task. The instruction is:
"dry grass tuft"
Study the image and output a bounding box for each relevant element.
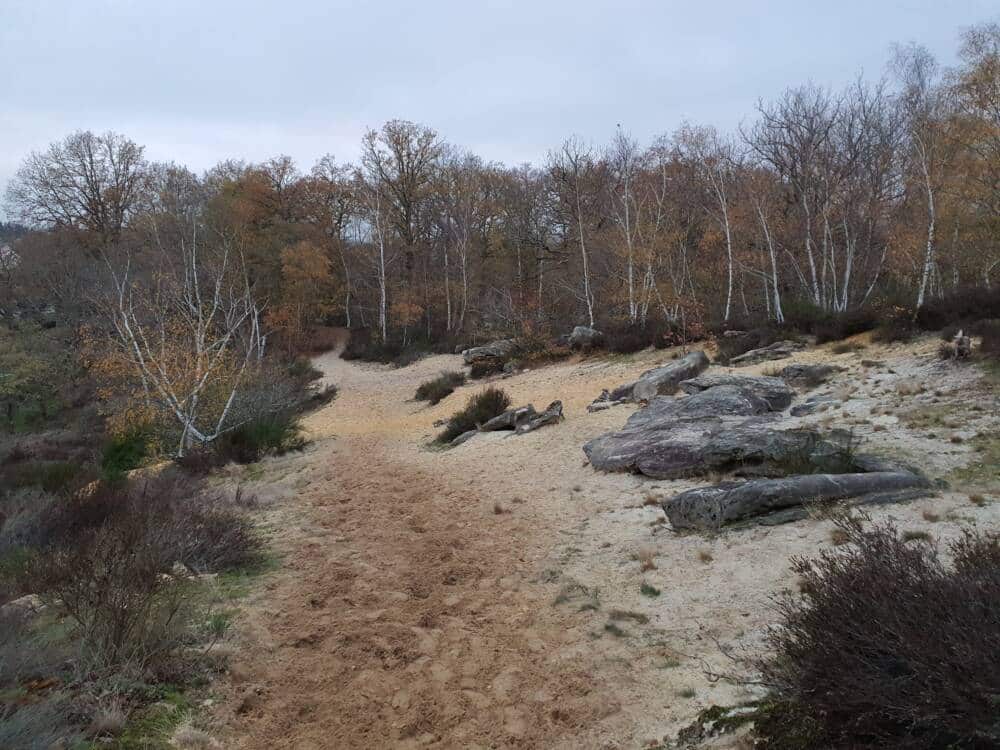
[637,547,657,571]
[697,549,714,563]
[830,528,851,546]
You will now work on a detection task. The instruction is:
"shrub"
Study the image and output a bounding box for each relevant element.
[213,413,305,464]
[872,307,915,343]
[15,475,260,671]
[973,319,1000,360]
[469,358,506,379]
[101,431,149,480]
[3,460,92,494]
[813,309,878,344]
[757,515,1000,748]
[437,387,511,443]
[915,286,1000,331]
[415,371,466,405]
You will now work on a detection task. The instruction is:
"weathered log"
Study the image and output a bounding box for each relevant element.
[663,471,931,530]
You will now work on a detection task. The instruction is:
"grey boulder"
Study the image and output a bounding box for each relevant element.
[462,339,519,365]
[611,351,709,402]
[728,340,804,367]
[568,326,605,350]
[779,363,842,387]
[517,400,564,434]
[664,471,931,531]
[679,373,794,411]
[481,405,537,431]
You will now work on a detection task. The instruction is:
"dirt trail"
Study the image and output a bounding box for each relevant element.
[214,331,999,749]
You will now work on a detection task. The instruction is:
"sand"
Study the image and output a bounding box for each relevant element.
[209,330,999,749]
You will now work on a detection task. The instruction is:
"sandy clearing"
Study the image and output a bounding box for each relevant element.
[212,331,999,748]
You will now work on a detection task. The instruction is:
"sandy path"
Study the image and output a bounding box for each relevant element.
[214,331,999,748]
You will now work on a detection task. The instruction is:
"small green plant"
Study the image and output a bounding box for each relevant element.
[101,431,149,480]
[640,582,661,597]
[216,413,306,463]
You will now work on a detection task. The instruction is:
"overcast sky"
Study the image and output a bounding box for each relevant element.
[1,0,996,216]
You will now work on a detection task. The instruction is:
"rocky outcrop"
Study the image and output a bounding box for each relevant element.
[679,374,794,411]
[516,400,564,433]
[568,326,604,350]
[779,363,842,387]
[588,389,627,413]
[462,339,520,366]
[789,394,839,416]
[610,351,709,402]
[450,430,479,446]
[584,379,851,479]
[728,340,804,367]
[481,405,537,431]
[664,471,931,530]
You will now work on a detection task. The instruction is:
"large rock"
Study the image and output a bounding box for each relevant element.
[779,363,842,387]
[728,340,804,367]
[516,400,564,434]
[611,351,709,402]
[679,374,794,411]
[481,405,537,431]
[664,471,931,530]
[462,339,519,365]
[568,326,604,350]
[584,410,853,480]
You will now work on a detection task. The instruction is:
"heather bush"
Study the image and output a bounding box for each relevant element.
[756,515,1000,748]
[437,387,511,443]
[415,371,466,404]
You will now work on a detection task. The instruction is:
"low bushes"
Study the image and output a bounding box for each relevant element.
[415,371,466,405]
[756,515,1000,748]
[0,473,262,742]
[915,285,1000,331]
[437,387,511,443]
[212,413,306,465]
[100,430,149,480]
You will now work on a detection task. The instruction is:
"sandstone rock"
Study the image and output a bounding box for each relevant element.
[663,471,931,530]
[728,340,804,367]
[462,339,519,365]
[779,363,842,387]
[450,430,479,446]
[568,326,604,350]
[611,351,709,402]
[516,400,564,434]
[679,374,794,411]
[789,394,839,416]
[481,405,537,431]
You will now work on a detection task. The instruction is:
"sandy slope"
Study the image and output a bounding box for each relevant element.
[211,331,999,749]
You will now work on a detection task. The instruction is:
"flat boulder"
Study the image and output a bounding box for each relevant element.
[779,363,842,387]
[664,471,931,530]
[679,374,794,411]
[462,339,519,365]
[516,400,564,434]
[568,326,604,350]
[481,405,537,431]
[611,351,709,402]
[728,340,804,367]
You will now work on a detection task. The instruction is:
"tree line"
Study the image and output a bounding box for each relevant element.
[4,23,998,357]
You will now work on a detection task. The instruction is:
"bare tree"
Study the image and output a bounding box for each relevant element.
[361,120,442,281]
[892,44,951,307]
[549,137,600,327]
[6,131,147,245]
[103,230,264,455]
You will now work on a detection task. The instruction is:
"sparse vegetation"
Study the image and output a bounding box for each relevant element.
[756,515,1000,748]
[415,370,466,405]
[437,386,511,443]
